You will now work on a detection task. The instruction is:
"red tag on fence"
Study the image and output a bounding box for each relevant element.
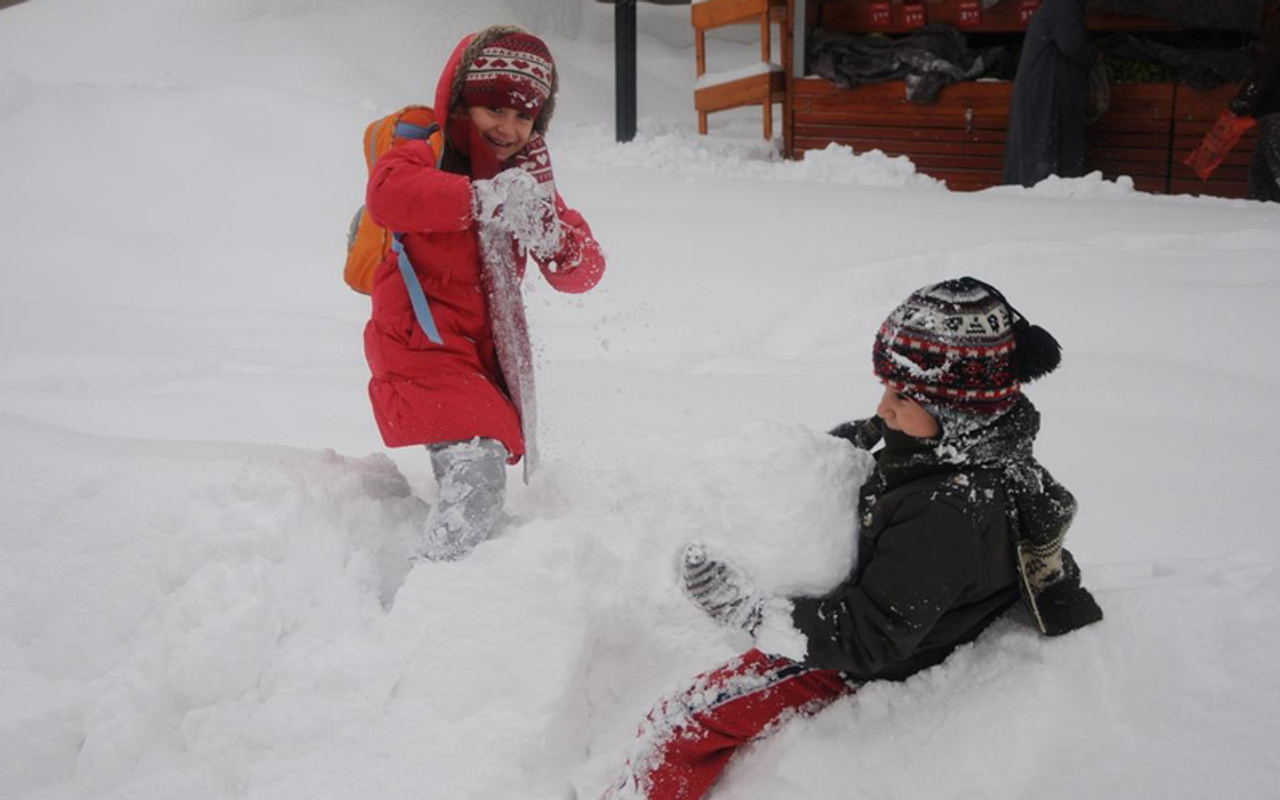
[1184,110,1258,180]
[869,2,891,27]
[958,1,982,27]
[1019,1,1041,26]
[902,3,927,28]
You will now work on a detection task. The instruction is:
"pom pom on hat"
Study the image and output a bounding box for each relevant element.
[873,277,1060,415]
[1011,316,1062,382]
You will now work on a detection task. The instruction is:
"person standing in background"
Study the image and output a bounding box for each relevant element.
[1229,6,1280,201]
[1002,0,1099,187]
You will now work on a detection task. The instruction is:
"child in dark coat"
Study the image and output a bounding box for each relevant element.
[598,277,1102,800]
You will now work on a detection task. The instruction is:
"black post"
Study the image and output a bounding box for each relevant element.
[615,0,637,142]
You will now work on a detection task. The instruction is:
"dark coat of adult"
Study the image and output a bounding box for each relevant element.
[791,425,1022,683]
[1232,11,1280,201]
[1231,10,1280,119]
[1002,0,1099,186]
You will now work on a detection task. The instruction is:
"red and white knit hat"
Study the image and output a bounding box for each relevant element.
[461,32,555,115]
[873,278,1052,416]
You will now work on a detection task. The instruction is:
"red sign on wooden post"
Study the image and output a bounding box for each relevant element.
[902,3,927,28]
[869,2,891,28]
[958,1,982,27]
[1018,1,1042,26]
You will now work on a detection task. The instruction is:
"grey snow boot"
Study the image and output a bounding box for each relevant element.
[417,438,509,562]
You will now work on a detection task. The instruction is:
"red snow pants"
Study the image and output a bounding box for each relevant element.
[600,648,857,800]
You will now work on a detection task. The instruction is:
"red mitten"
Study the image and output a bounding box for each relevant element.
[509,133,555,193]
[1184,110,1257,181]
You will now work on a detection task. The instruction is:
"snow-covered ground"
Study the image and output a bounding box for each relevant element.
[2,1,1279,799]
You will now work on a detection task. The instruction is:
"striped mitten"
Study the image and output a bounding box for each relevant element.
[681,541,764,634]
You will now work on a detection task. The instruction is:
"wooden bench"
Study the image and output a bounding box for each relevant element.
[694,0,789,138]
[783,0,1257,197]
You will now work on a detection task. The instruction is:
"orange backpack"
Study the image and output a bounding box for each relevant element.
[344,106,446,294]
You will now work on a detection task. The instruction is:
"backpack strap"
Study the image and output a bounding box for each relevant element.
[392,233,444,345]
[387,119,444,345]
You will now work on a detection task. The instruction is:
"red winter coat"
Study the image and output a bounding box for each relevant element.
[362,35,605,462]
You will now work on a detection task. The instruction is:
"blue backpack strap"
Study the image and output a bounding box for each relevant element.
[392,234,443,345]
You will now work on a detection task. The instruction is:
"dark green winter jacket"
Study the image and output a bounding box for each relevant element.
[795,404,1102,681]
[792,443,1021,682]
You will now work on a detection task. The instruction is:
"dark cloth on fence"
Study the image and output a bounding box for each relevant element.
[1100,34,1253,91]
[1091,0,1267,35]
[1002,0,1097,186]
[808,24,1004,104]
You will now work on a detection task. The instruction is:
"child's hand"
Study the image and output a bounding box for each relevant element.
[472,168,562,260]
[681,541,765,634]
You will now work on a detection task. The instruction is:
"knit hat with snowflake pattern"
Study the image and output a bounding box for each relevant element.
[873,277,1062,415]
[461,32,555,116]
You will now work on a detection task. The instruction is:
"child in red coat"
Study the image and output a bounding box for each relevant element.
[597,278,1101,800]
[363,27,606,561]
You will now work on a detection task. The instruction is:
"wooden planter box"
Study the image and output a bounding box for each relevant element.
[790,79,1198,193]
[783,0,1255,197]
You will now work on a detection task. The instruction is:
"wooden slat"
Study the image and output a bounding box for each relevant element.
[1089,130,1169,149]
[788,121,1008,143]
[1087,117,1171,134]
[695,71,785,114]
[794,127,1006,147]
[1087,146,1170,164]
[1169,179,1248,199]
[796,109,1009,130]
[793,78,1013,108]
[1171,145,1255,167]
[1120,176,1170,193]
[1171,161,1251,180]
[1086,160,1169,178]
[796,136,1008,157]
[903,152,1007,171]
[692,0,784,30]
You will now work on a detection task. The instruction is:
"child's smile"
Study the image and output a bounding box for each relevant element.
[467,104,535,161]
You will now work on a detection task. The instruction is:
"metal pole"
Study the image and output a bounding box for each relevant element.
[615,0,637,142]
[792,0,807,78]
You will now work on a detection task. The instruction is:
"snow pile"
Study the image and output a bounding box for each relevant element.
[557,127,941,189]
[984,170,1139,198]
[0,414,867,800]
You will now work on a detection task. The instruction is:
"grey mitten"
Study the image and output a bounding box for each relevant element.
[828,417,884,450]
[680,541,765,634]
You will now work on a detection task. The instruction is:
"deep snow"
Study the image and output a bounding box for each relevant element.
[2,1,1279,799]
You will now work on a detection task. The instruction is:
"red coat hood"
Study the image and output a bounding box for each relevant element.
[435,33,474,121]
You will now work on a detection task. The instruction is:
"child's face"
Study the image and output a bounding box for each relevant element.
[466,105,535,162]
[877,386,941,439]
